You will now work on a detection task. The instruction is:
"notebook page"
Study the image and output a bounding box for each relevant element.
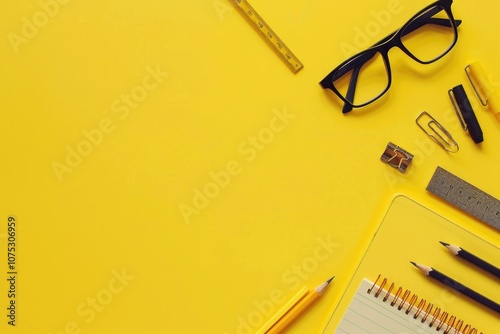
[335,279,458,334]
[321,195,496,333]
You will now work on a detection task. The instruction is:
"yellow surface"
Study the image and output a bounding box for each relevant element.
[266,287,319,334]
[256,287,309,334]
[468,61,500,116]
[0,0,499,333]
[321,195,499,333]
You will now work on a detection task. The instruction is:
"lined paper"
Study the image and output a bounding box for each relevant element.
[321,196,493,334]
[335,279,454,334]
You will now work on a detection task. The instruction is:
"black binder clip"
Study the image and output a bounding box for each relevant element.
[448,84,483,144]
[380,142,413,173]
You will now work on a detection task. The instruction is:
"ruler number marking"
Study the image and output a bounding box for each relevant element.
[426,167,500,230]
[231,0,303,73]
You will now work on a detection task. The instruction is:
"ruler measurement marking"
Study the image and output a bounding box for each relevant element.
[426,167,500,230]
[230,0,303,73]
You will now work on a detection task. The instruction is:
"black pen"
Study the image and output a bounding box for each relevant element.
[411,262,500,313]
[449,84,483,144]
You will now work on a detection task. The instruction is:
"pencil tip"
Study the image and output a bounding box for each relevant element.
[410,262,431,275]
[439,241,449,247]
[327,276,334,284]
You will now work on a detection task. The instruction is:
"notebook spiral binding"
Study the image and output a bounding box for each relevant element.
[367,275,482,334]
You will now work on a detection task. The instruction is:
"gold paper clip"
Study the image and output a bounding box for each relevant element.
[465,61,500,116]
[380,142,413,173]
[416,111,459,153]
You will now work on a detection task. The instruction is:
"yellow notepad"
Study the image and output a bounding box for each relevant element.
[321,195,499,333]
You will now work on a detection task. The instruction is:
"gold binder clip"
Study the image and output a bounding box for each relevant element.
[380,142,413,173]
[416,111,459,153]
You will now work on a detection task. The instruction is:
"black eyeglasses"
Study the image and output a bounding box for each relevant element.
[320,0,461,113]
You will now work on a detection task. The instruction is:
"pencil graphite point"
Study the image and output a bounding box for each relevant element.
[439,242,460,255]
[410,262,432,275]
[327,276,334,284]
[410,261,424,269]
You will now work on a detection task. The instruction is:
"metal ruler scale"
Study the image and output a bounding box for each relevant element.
[426,167,500,231]
[230,0,304,73]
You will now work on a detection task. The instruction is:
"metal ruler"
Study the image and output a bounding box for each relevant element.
[230,0,304,73]
[426,166,500,230]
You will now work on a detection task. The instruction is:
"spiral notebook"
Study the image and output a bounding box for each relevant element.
[321,195,499,333]
[334,277,480,333]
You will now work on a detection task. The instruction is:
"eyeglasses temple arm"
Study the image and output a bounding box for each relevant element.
[402,17,461,38]
[342,66,362,113]
[373,5,462,48]
[336,14,462,107]
[336,16,461,80]
[323,7,462,110]
[330,51,375,82]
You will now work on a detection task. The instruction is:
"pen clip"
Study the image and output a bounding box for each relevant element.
[448,88,467,131]
[465,64,488,106]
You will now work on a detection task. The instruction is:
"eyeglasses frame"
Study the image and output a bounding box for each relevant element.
[320,0,461,113]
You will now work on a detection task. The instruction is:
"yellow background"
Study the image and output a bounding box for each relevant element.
[322,195,499,333]
[0,0,499,333]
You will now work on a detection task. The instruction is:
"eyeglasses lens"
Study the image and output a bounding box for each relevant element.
[330,4,457,108]
[332,50,389,107]
[401,5,456,63]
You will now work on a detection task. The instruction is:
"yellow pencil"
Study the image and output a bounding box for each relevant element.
[265,277,334,334]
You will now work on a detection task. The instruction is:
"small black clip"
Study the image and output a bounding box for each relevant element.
[448,84,483,144]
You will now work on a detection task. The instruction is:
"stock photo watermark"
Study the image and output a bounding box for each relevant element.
[382,97,486,190]
[383,136,437,189]
[339,0,404,57]
[224,235,340,334]
[48,268,135,334]
[51,64,168,182]
[7,0,73,53]
[382,99,475,189]
[213,0,233,21]
[178,106,296,224]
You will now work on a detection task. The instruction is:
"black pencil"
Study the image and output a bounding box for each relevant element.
[411,262,500,314]
[440,241,500,278]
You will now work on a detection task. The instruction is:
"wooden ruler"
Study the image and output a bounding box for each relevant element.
[230,0,304,73]
[426,166,500,230]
